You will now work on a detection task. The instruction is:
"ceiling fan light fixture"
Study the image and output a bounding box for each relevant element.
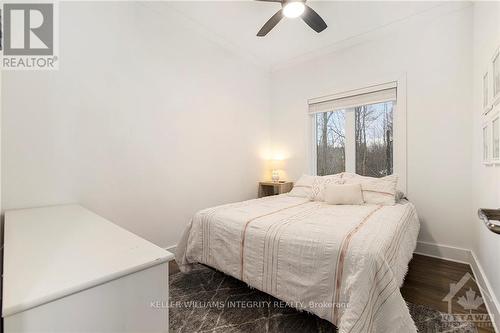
[256,0,327,37]
[282,2,305,18]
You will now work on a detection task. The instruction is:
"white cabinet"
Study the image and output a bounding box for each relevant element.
[2,205,174,333]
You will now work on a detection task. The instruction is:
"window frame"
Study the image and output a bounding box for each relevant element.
[483,123,491,164]
[483,71,490,113]
[492,113,499,163]
[493,47,500,105]
[309,77,407,193]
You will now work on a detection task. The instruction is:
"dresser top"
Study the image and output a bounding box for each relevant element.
[2,204,174,317]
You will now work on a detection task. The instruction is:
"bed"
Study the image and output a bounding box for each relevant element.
[176,174,420,333]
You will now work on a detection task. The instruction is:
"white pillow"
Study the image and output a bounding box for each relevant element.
[287,175,316,199]
[311,173,344,201]
[324,183,364,205]
[343,173,398,205]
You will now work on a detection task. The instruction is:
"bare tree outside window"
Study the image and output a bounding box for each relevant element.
[315,101,394,178]
[355,101,394,177]
[316,110,345,176]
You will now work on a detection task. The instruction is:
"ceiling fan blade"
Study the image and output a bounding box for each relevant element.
[257,9,283,37]
[302,5,327,33]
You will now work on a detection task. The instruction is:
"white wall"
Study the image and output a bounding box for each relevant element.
[471,1,500,307]
[1,2,271,247]
[269,4,474,249]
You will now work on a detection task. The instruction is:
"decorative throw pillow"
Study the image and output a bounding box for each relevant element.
[311,173,344,201]
[343,173,398,205]
[287,175,316,199]
[324,183,364,205]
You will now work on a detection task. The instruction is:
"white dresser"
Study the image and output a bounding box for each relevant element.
[2,205,174,333]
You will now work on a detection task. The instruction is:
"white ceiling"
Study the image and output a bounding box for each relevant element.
[164,1,444,69]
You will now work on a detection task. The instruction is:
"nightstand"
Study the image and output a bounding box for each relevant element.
[258,181,293,198]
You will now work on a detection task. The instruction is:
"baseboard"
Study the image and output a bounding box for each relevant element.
[165,245,176,255]
[469,251,500,332]
[415,241,499,332]
[414,240,471,264]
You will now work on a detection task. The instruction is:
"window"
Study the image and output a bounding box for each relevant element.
[483,125,489,161]
[355,102,394,177]
[493,117,499,160]
[493,51,500,98]
[310,83,399,178]
[316,110,345,175]
[483,72,489,109]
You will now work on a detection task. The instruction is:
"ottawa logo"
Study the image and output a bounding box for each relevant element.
[441,272,493,329]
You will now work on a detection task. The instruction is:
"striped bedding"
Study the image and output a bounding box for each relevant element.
[176,194,420,333]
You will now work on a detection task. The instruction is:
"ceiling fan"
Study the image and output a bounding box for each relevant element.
[256,0,327,37]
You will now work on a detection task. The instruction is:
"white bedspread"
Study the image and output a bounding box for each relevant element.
[176,195,420,333]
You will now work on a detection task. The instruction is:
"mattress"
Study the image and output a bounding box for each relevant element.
[176,194,420,333]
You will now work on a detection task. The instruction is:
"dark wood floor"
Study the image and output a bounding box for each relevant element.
[170,254,495,332]
[401,254,495,333]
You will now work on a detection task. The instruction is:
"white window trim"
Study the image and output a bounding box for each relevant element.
[308,75,407,193]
